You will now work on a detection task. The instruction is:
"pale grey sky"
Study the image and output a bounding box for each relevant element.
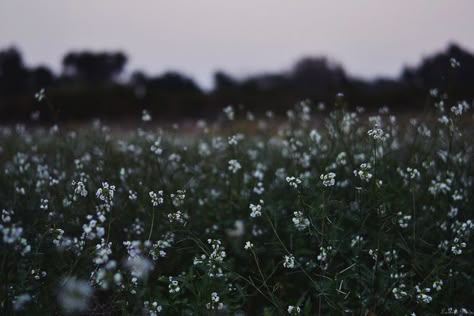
[1,0,473,89]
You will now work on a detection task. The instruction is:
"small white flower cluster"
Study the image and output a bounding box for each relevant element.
[390,270,407,282]
[123,240,150,259]
[168,276,180,294]
[55,235,84,255]
[439,219,473,255]
[93,239,112,265]
[448,207,459,219]
[441,307,472,315]
[383,249,399,264]
[168,153,182,165]
[392,284,408,300]
[206,292,224,310]
[1,209,31,256]
[253,181,265,195]
[287,305,301,314]
[317,245,333,270]
[211,137,225,151]
[150,138,163,156]
[207,239,226,277]
[450,57,460,68]
[292,211,310,231]
[144,301,162,315]
[367,124,387,141]
[417,124,432,137]
[223,105,235,120]
[415,285,432,304]
[95,182,116,210]
[1,209,13,223]
[228,133,244,146]
[15,186,26,195]
[51,228,65,247]
[397,212,412,228]
[194,239,227,278]
[283,254,296,269]
[437,115,450,126]
[198,142,211,157]
[90,260,123,290]
[368,248,378,261]
[249,201,263,218]
[309,129,322,144]
[125,218,144,236]
[451,101,470,116]
[432,279,443,291]
[428,172,453,196]
[450,237,467,255]
[141,109,152,122]
[170,190,186,207]
[452,189,464,202]
[353,163,373,182]
[228,159,241,174]
[129,275,140,294]
[296,99,311,121]
[350,235,364,248]
[286,176,302,189]
[244,241,254,250]
[320,172,336,187]
[450,101,470,116]
[149,233,175,260]
[8,152,30,176]
[128,190,138,200]
[30,269,47,280]
[336,151,347,166]
[35,88,46,101]
[72,180,88,200]
[167,210,188,225]
[340,111,359,134]
[397,167,421,186]
[149,190,164,207]
[82,213,106,240]
[40,198,49,210]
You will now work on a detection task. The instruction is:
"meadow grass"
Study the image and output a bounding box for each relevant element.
[0,97,473,315]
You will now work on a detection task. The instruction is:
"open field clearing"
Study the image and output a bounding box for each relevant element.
[0,99,473,315]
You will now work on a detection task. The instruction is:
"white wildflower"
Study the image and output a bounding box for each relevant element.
[320,172,336,187]
[244,241,254,250]
[292,211,310,231]
[283,254,296,269]
[228,159,241,174]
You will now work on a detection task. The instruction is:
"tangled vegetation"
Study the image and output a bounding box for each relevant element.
[0,92,473,315]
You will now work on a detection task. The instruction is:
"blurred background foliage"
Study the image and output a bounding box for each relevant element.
[0,43,473,122]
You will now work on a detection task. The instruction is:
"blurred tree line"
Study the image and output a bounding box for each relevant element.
[0,43,473,122]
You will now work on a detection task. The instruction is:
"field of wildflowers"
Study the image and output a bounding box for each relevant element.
[0,91,473,315]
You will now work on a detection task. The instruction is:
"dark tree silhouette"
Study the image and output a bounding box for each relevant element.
[30,66,55,90]
[290,57,347,93]
[1,44,474,121]
[62,51,127,85]
[0,47,28,95]
[403,44,474,92]
[146,72,201,93]
[214,71,238,90]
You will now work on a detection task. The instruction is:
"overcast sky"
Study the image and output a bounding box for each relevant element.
[1,0,473,89]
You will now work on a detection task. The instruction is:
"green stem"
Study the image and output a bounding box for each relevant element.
[148,206,156,241]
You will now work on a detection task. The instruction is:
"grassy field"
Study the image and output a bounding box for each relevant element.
[0,97,473,315]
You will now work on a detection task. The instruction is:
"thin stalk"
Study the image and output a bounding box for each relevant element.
[148,206,155,241]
